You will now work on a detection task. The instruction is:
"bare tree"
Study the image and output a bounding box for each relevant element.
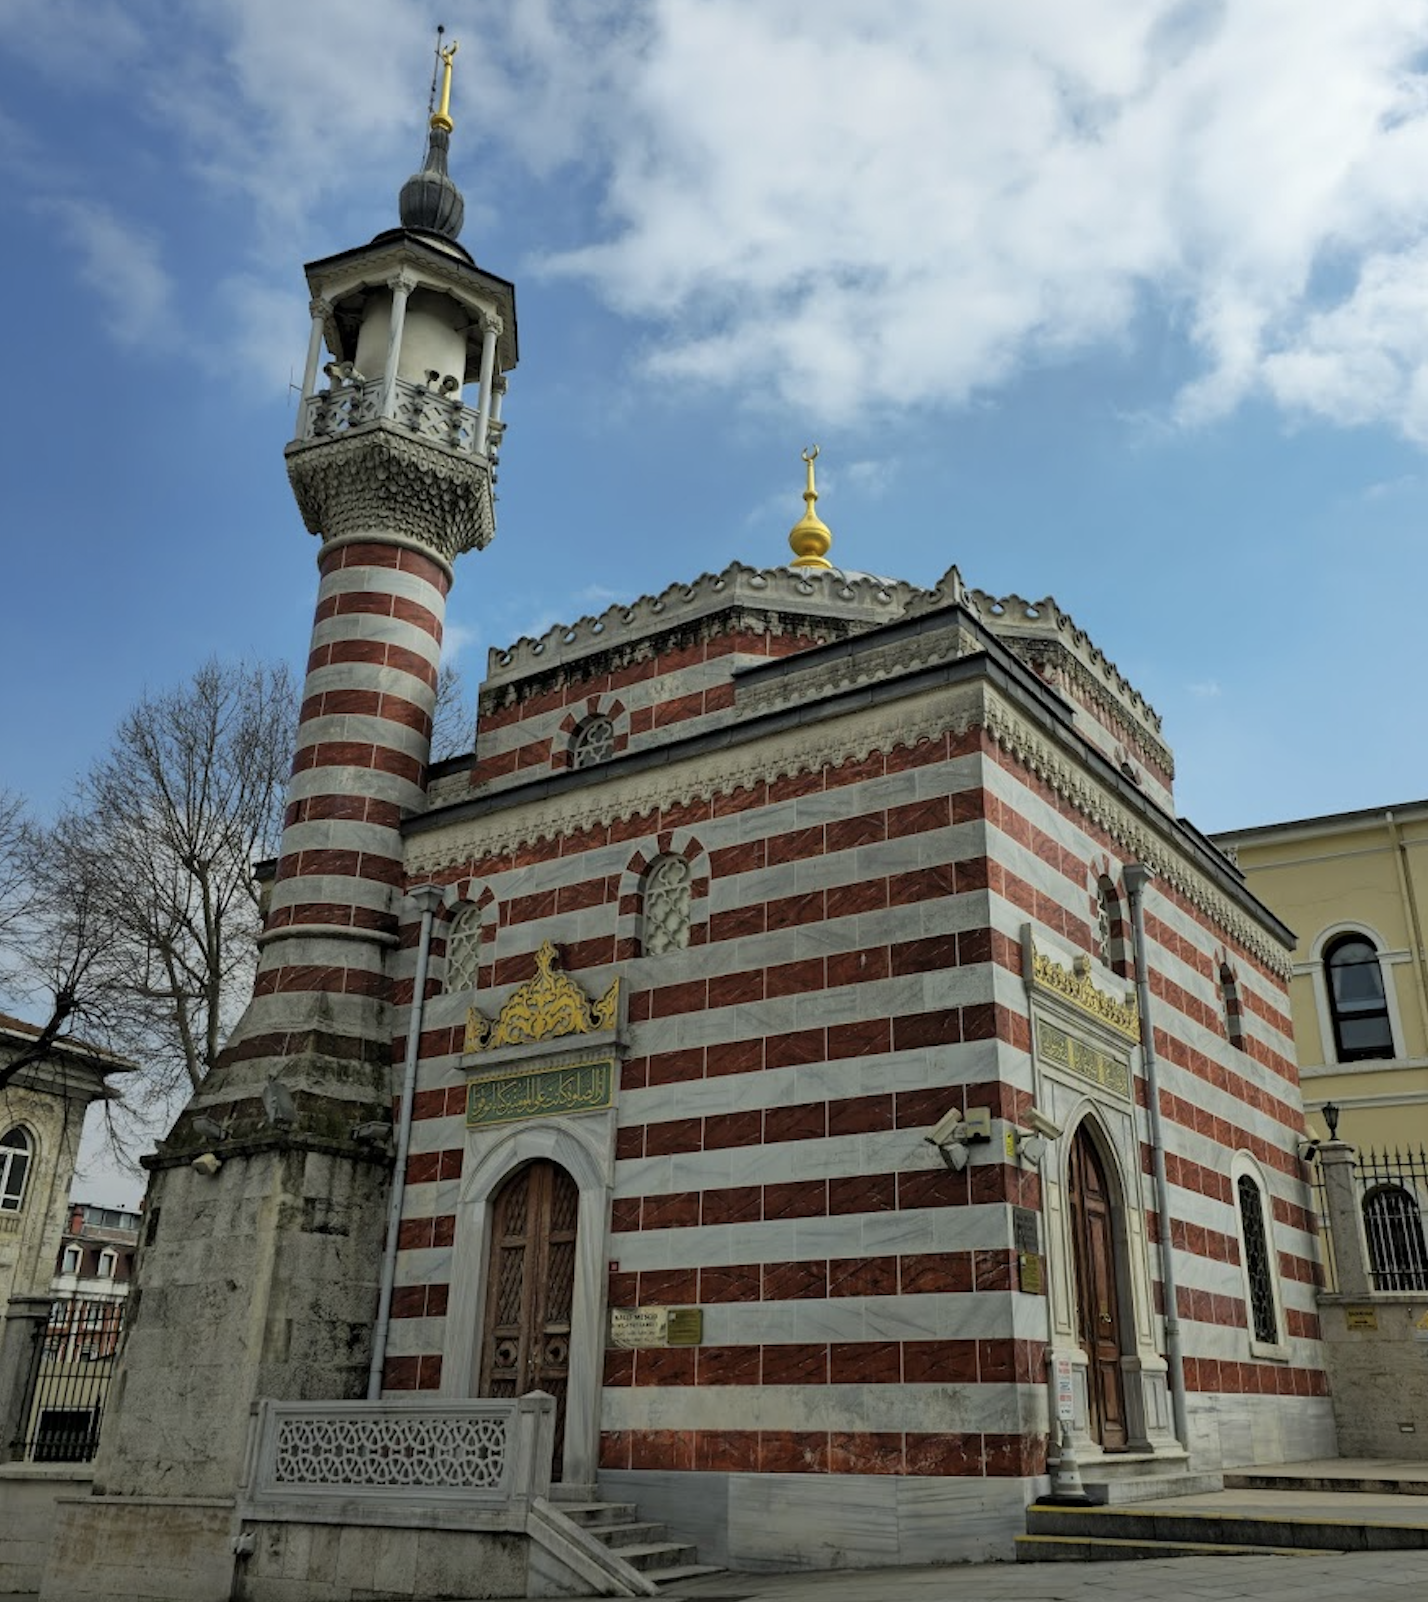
[431,658,473,761]
[0,661,297,1098]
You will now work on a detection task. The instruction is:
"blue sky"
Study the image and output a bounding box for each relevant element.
[6,3,1428,1197]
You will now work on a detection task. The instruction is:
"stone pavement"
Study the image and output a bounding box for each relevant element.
[666,1548,1428,1601]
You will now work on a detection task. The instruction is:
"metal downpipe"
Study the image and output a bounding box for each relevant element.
[1122,862,1191,1452]
[367,884,445,1400]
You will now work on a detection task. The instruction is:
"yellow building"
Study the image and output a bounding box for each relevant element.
[1211,800,1428,1155]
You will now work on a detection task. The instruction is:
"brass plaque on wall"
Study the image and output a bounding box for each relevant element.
[1019,1252,1045,1295]
[1345,1306,1379,1331]
[609,1306,704,1348]
[466,1059,612,1127]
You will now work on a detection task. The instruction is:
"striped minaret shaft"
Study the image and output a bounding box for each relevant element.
[256,538,451,1019]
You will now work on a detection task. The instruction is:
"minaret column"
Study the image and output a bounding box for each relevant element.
[255,532,451,1024]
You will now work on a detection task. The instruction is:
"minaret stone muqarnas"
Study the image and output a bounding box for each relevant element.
[66,36,518,1574]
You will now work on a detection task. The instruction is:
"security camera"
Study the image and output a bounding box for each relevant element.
[191,1114,228,1143]
[938,1141,971,1174]
[351,1121,393,1145]
[1297,1138,1321,1163]
[1025,1106,1063,1141]
[926,1107,966,1147]
[1015,1132,1049,1167]
[440,374,462,394]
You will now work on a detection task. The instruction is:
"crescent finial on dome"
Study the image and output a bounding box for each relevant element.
[788,445,834,569]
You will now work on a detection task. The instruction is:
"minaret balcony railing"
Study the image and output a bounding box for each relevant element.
[297,375,503,460]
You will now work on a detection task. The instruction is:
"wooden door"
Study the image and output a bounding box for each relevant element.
[1067,1127,1128,1451]
[479,1160,580,1478]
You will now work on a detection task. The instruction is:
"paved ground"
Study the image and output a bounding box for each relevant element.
[668,1549,1428,1602]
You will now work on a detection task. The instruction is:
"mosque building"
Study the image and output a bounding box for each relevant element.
[38,40,1335,1598]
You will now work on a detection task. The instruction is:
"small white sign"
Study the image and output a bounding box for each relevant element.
[1054,1356,1075,1423]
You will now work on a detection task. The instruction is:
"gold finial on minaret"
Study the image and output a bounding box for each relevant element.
[787,445,834,569]
[430,34,459,133]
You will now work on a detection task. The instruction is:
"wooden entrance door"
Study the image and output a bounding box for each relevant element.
[1067,1127,1128,1451]
[479,1160,579,1478]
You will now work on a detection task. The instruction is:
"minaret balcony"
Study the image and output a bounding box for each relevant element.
[295,374,504,462]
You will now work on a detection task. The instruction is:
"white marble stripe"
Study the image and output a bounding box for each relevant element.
[601,1380,1030,1435]
[292,714,430,761]
[273,819,404,859]
[284,767,428,811]
[316,563,447,611]
[309,613,443,661]
[301,662,437,704]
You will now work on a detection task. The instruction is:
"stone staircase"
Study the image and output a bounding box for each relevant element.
[559,1498,724,1591]
[1017,1498,1428,1562]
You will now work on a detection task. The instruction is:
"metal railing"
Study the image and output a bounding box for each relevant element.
[1313,1146,1428,1293]
[15,1296,124,1462]
[296,375,503,460]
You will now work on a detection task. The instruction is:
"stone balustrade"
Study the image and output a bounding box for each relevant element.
[242,1394,555,1515]
[296,376,503,461]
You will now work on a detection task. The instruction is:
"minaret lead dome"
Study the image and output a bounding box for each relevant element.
[399,35,465,240]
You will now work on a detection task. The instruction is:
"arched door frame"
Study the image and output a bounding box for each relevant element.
[444,1118,612,1487]
[1063,1111,1137,1451]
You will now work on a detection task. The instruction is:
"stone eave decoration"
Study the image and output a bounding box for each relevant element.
[1026,931,1139,1042]
[464,941,619,1055]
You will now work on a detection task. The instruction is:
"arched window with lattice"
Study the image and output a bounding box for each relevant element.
[445,904,485,992]
[0,1127,32,1213]
[1236,1170,1280,1347]
[571,716,615,770]
[642,856,692,956]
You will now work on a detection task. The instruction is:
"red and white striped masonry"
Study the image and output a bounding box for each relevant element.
[255,537,450,1018]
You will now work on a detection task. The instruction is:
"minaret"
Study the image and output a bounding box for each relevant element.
[79,41,517,1539]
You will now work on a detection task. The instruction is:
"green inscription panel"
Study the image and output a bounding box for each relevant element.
[1037,1019,1130,1097]
[467,1059,613,1127]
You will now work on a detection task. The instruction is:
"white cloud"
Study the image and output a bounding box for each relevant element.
[15,2,1428,440]
[440,620,482,665]
[41,199,174,348]
[1188,680,1223,699]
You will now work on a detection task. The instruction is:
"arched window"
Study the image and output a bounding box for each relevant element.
[1236,1172,1279,1346]
[1220,962,1246,1051]
[445,904,484,992]
[1094,874,1128,973]
[0,1128,32,1213]
[1363,1184,1428,1292]
[1324,934,1394,1062]
[571,716,615,770]
[642,856,692,956]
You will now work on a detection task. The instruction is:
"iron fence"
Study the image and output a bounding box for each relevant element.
[1313,1146,1428,1294]
[15,1296,124,1462]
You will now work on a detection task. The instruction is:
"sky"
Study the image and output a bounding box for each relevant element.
[4,0,1428,1199]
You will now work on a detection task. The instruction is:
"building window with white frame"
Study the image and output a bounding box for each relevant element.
[1236,1171,1280,1347]
[642,856,692,956]
[0,1127,31,1213]
[1323,933,1394,1062]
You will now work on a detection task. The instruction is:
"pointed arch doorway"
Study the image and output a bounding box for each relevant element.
[479,1159,579,1478]
[1067,1124,1129,1451]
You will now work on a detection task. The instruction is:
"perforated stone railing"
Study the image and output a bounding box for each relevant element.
[297,376,503,460]
[243,1394,555,1513]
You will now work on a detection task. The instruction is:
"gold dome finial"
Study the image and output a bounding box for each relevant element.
[788,445,834,569]
[430,33,459,132]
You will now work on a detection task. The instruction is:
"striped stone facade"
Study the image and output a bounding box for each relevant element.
[380,567,1335,1567]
